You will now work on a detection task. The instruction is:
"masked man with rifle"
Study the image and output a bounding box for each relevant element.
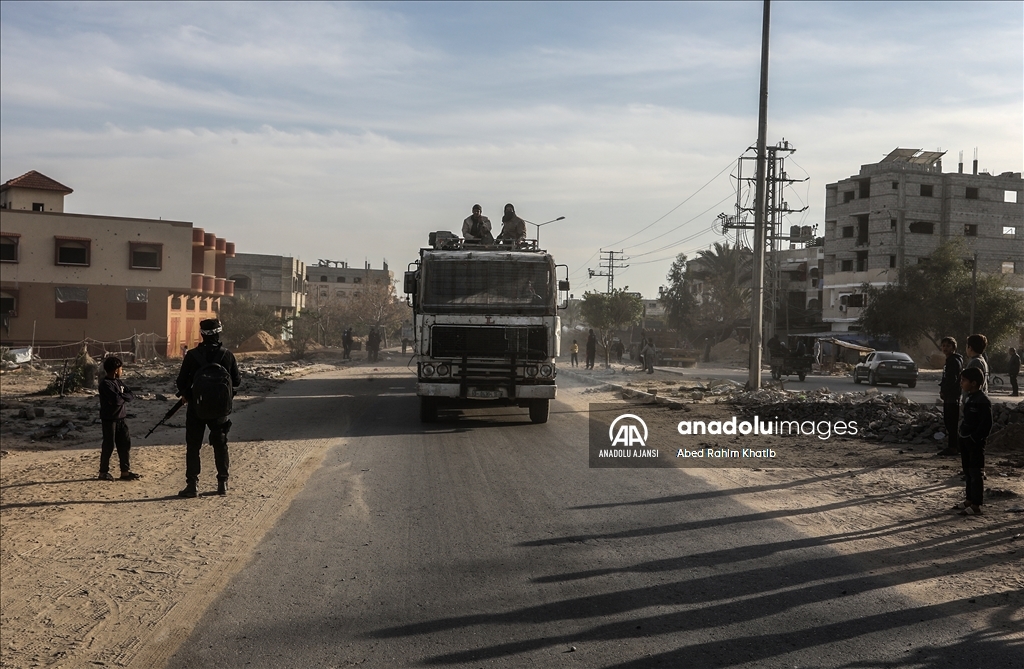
[175,319,241,498]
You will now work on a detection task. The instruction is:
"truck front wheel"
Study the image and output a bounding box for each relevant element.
[420,397,438,423]
[529,399,549,424]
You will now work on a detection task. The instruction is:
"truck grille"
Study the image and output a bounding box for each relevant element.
[431,325,547,360]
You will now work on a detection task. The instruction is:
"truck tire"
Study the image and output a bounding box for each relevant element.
[798,372,806,382]
[420,397,437,423]
[529,399,549,424]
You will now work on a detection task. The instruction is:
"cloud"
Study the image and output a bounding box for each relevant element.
[1,1,1020,296]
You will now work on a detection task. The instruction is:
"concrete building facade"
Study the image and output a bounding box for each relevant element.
[822,148,1023,331]
[0,171,235,357]
[226,253,306,320]
[305,260,393,309]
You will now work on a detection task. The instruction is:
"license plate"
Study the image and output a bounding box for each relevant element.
[469,389,501,399]
[891,365,908,370]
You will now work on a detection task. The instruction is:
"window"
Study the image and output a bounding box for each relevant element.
[920,184,934,197]
[337,276,346,283]
[858,179,870,199]
[126,289,148,320]
[965,187,979,200]
[856,251,868,272]
[320,275,327,282]
[55,286,88,319]
[841,259,853,272]
[201,299,210,311]
[171,296,182,309]
[891,181,899,190]
[0,289,18,317]
[842,226,854,238]
[1003,262,1018,274]
[32,203,44,212]
[130,243,162,269]
[847,294,865,308]
[320,289,328,298]
[1006,191,1018,203]
[230,274,251,290]
[0,234,18,262]
[55,237,91,266]
[843,191,855,203]
[186,298,196,310]
[890,255,896,268]
[964,224,978,237]
[1004,226,1018,237]
[908,221,934,234]
[890,218,897,230]
[353,277,362,284]
[855,215,869,245]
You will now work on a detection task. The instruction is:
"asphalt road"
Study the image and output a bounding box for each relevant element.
[165,365,1019,668]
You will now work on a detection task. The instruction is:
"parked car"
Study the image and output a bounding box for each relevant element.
[852,351,918,388]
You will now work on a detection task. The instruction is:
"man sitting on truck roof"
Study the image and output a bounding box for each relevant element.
[497,203,527,244]
[462,204,493,243]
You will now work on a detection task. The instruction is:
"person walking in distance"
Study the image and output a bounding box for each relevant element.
[175,319,241,498]
[1008,346,1020,397]
[936,336,964,457]
[585,329,597,370]
[570,339,579,368]
[97,356,141,481]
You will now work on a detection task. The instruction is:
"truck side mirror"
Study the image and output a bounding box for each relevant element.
[404,271,418,295]
[558,280,570,292]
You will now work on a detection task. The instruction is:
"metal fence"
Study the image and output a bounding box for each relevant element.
[13,333,169,364]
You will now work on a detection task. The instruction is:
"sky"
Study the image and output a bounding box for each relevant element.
[1,1,1021,297]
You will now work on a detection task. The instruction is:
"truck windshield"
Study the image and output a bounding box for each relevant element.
[422,258,554,315]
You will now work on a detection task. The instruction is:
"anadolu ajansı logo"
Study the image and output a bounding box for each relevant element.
[609,414,649,447]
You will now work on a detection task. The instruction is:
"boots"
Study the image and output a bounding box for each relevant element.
[217,479,228,496]
[178,481,198,498]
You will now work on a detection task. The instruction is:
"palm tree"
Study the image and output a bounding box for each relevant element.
[689,242,752,341]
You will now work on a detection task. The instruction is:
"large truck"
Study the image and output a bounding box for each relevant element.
[404,231,568,424]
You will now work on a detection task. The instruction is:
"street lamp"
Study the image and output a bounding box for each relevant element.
[524,216,565,246]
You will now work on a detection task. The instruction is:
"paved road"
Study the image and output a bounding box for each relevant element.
[166,365,1019,668]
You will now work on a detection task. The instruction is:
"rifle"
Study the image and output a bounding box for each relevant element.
[146,398,185,439]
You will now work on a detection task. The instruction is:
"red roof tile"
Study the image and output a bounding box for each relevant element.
[0,170,73,194]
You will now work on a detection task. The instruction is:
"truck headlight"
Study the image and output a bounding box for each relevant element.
[540,364,553,378]
[436,364,450,376]
[525,365,538,377]
[422,363,435,377]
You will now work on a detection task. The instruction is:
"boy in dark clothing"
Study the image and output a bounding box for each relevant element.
[936,336,963,456]
[175,319,241,498]
[98,356,140,481]
[955,367,992,516]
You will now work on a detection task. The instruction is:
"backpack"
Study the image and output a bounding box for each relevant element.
[190,348,233,420]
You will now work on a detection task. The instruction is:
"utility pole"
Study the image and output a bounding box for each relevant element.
[589,250,628,293]
[748,0,771,391]
[969,251,978,334]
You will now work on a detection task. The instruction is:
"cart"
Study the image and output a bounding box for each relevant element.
[769,352,813,381]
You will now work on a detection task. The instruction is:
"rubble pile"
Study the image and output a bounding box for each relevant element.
[709,338,748,366]
[730,388,1023,448]
[235,330,283,353]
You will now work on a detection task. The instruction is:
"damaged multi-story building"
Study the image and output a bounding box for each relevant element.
[226,253,307,322]
[822,148,1023,332]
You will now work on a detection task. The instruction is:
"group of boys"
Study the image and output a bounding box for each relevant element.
[937,333,998,516]
[96,318,240,498]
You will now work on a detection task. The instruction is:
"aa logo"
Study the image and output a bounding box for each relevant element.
[609,414,649,447]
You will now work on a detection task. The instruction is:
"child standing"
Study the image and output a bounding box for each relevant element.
[571,340,579,367]
[98,356,140,481]
[956,367,991,515]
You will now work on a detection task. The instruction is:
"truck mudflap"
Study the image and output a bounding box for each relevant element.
[418,383,556,400]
